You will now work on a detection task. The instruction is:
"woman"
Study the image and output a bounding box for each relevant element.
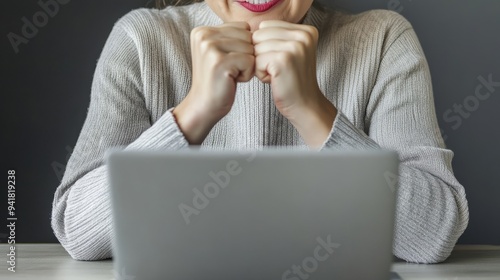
[51,0,469,263]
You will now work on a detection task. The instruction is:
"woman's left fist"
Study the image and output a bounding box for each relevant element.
[252,20,322,120]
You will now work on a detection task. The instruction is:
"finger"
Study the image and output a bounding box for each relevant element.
[254,40,302,56]
[259,20,310,32]
[197,23,252,42]
[252,27,299,44]
[219,22,252,42]
[191,25,252,48]
[224,52,255,82]
[219,27,253,43]
[257,21,318,43]
[255,52,280,83]
[214,38,254,55]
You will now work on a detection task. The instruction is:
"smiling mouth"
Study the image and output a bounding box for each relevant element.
[243,0,275,3]
[237,0,283,13]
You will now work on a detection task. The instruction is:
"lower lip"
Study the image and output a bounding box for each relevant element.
[238,0,283,13]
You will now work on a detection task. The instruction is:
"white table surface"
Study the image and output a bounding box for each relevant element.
[0,244,499,279]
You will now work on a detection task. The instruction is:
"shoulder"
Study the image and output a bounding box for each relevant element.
[344,9,412,29]
[323,7,413,35]
[111,4,199,40]
[318,7,416,53]
[94,5,199,79]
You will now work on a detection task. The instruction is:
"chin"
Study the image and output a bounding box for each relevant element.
[247,20,261,32]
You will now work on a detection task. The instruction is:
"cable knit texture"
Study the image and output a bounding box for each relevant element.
[51,2,469,263]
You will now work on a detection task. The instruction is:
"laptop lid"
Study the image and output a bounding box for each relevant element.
[107,149,398,280]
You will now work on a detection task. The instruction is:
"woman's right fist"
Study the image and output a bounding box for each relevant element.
[190,22,255,114]
[173,22,254,144]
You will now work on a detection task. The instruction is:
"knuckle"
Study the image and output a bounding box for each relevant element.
[199,39,218,52]
[190,27,202,41]
[295,31,308,42]
[307,26,319,41]
[289,41,306,55]
[191,27,213,42]
[209,51,225,65]
[297,30,314,44]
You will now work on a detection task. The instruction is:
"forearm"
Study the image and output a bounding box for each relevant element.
[52,110,189,260]
[317,111,468,263]
[52,165,113,261]
[320,110,380,150]
[289,93,338,149]
[393,163,469,263]
[172,95,222,145]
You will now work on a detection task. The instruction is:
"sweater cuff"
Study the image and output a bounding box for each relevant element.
[320,110,380,151]
[125,108,189,151]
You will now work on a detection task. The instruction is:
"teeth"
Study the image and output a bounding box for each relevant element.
[246,0,273,4]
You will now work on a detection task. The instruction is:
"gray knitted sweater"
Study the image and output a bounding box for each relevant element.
[51,2,468,263]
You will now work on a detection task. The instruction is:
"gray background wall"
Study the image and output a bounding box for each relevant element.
[2,1,499,245]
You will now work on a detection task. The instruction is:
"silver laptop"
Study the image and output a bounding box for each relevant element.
[107,149,400,280]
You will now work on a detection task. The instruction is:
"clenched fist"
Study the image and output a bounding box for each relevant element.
[174,21,337,148]
[253,20,337,148]
[253,21,320,117]
[173,22,255,144]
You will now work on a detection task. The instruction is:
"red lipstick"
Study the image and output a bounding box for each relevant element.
[238,0,283,13]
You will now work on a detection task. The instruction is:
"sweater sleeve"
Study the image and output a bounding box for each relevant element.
[51,18,189,261]
[320,23,469,263]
